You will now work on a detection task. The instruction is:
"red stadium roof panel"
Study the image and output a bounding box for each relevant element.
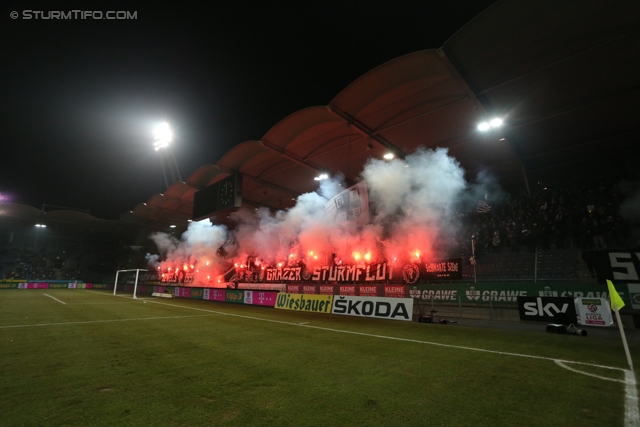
[129,0,640,228]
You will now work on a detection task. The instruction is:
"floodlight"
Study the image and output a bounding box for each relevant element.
[35,224,46,228]
[383,153,394,160]
[489,118,503,127]
[169,225,176,228]
[477,122,490,131]
[314,173,329,181]
[153,122,173,150]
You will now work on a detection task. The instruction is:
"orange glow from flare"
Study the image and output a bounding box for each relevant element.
[205,261,210,266]
[364,253,371,261]
[353,252,361,261]
[308,250,314,256]
[414,251,421,258]
[278,262,283,267]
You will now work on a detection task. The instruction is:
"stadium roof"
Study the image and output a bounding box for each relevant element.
[118,0,640,230]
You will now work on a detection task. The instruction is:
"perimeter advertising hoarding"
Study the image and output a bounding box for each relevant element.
[225,290,245,304]
[274,293,333,313]
[332,295,413,321]
[19,283,49,289]
[626,283,640,310]
[243,290,278,307]
[408,283,627,305]
[203,288,227,302]
[174,287,192,298]
[517,297,577,322]
[574,298,613,326]
[237,283,286,292]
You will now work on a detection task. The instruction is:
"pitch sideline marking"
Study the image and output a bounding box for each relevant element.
[88,291,640,426]
[0,314,215,329]
[625,370,640,427]
[127,295,625,371]
[43,294,66,305]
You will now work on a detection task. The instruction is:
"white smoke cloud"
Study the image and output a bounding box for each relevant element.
[148,147,502,284]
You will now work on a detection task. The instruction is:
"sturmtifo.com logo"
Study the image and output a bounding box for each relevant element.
[466,286,480,301]
[10,10,137,20]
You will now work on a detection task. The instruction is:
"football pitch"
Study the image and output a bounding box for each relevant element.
[1,289,638,427]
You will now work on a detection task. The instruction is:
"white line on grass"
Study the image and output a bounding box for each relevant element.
[0,314,215,329]
[554,360,624,383]
[85,291,640,426]
[625,370,640,427]
[43,294,66,305]
[139,297,625,371]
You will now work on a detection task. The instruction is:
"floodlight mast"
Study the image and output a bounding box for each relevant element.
[153,123,182,190]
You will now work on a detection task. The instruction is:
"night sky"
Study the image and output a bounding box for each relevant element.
[1,2,495,219]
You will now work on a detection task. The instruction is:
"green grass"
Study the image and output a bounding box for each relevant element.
[0,289,637,426]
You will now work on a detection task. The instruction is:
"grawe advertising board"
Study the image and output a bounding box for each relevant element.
[332,295,413,321]
[574,298,613,326]
[243,290,278,307]
[627,283,640,310]
[408,283,627,305]
[274,293,333,313]
[517,297,577,322]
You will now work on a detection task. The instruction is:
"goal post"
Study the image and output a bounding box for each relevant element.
[113,269,148,299]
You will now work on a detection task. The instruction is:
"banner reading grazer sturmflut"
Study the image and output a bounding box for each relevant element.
[275,293,333,313]
[331,295,413,321]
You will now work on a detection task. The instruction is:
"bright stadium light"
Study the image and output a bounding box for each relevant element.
[477,122,491,131]
[314,173,329,181]
[383,153,394,160]
[489,118,503,127]
[153,122,173,151]
[35,224,46,228]
[478,117,504,131]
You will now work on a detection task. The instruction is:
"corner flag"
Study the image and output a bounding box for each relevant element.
[607,280,626,310]
[607,280,633,370]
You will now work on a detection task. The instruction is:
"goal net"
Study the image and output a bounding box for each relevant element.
[113,269,147,299]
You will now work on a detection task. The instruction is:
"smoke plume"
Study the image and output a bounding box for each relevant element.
[148,147,501,285]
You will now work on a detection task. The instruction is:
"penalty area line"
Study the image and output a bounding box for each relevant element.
[44,294,66,305]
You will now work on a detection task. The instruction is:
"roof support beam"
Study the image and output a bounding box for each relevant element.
[326,105,406,160]
[260,138,323,174]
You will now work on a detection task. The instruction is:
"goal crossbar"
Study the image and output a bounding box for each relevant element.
[113,269,148,299]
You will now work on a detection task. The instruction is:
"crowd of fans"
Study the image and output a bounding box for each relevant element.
[1,164,637,282]
[452,167,637,261]
[0,243,150,282]
[1,249,85,281]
